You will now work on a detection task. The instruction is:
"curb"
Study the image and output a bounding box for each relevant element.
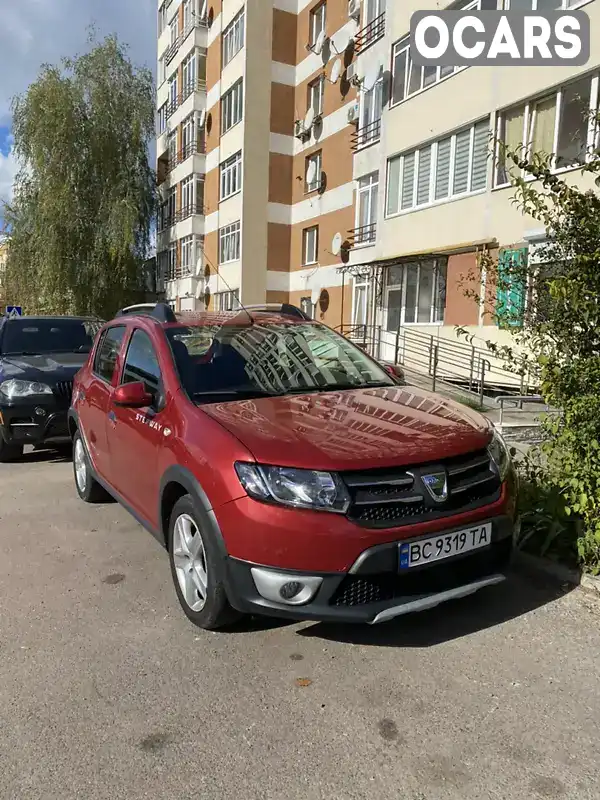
[513,550,600,598]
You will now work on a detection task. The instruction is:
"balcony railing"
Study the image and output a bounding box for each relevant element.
[351,118,381,150]
[166,78,207,119]
[347,223,377,247]
[175,201,206,222]
[164,17,209,65]
[354,12,386,55]
[165,140,207,174]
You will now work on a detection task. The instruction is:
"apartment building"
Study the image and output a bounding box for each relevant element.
[155,0,600,353]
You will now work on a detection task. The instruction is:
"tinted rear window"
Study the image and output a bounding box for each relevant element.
[0,319,103,356]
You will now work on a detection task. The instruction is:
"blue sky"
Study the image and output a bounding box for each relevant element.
[0,0,156,210]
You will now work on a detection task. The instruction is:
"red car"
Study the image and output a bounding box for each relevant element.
[69,302,517,630]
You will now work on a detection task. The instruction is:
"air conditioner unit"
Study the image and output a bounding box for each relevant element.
[348,0,361,21]
[347,102,360,125]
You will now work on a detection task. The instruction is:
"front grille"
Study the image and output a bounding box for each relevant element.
[53,380,74,406]
[330,538,512,607]
[342,449,501,529]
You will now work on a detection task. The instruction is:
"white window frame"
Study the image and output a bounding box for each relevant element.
[364,0,385,24]
[357,79,383,147]
[494,72,600,188]
[221,79,244,134]
[157,103,168,134]
[169,12,179,45]
[502,0,589,8]
[220,150,243,200]
[167,131,177,165]
[168,73,178,110]
[385,118,491,216]
[180,235,196,277]
[214,289,240,311]
[181,176,194,215]
[158,2,170,35]
[308,75,325,117]
[302,226,319,265]
[219,221,241,264]
[310,2,326,47]
[222,7,246,67]
[165,242,177,281]
[305,151,322,193]
[384,259,447,329]
[182,0,193,34]
[158,56,166,87]
[182,51,196,98]
[355,173,379,245]
[181,113,195,158]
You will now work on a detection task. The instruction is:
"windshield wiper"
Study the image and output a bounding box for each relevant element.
[2,351,40,357]
[192,388,283,401]
[284,381,392,395]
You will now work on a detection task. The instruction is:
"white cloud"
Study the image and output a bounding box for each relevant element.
[0,146,18,209]
[0,0,156,127]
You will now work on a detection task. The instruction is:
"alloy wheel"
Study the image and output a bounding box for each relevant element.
[172,513,208,612]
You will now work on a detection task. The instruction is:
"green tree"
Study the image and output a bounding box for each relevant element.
[461,121,600,573]
[3,32,156,319]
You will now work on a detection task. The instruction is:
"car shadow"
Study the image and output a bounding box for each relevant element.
[20,444,73,464]
[294,566,572,648]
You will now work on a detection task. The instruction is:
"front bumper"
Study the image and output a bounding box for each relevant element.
[224,515,515,624]
[0,400,70,446]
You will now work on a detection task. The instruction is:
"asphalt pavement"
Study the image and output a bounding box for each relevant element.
[1,446,599,800]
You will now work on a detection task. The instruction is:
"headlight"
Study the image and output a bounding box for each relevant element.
[0,379,53,400]
[235,462,351,513]
[488,428,511,480]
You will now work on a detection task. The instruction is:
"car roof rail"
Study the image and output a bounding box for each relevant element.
[241,303,311,321]
[115,302,177,323]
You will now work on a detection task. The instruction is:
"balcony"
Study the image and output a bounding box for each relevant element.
[164,17,209,65]
[175,201,205,223]
[166,78,207,119]
[354,12,385,55]
[347,223,377,247]
[165,140,207,175]
[351,119,381,151]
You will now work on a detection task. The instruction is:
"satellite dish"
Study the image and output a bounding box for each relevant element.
[195,281,204,299]
[313,30,326,55]
[198,109,206,128]
[304,106,315,130]
[306,160,317,184]
[331,232,343,256]
[364,61,382,91]
[329,59,342,84]
[333,30,350,54]
[195,253,204,277]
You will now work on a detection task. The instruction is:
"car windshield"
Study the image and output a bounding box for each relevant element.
[0,318,103,356]
[165,320,394,402]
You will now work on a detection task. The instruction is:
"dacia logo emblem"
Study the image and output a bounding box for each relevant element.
[422,471,448,503]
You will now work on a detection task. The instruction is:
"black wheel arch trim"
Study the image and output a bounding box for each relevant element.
[158,465,229,560]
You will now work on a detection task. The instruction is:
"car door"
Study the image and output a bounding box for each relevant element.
[107,327,165,521]
[80,325,127,480]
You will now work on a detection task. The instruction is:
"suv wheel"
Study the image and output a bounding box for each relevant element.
[73,432,110,503]
[168,495,240,630]
[0,438,23,463]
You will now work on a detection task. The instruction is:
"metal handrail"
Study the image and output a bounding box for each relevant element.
[165,18,209,65]
[351,118,381,150]
[354,12,386,54]
[347,223,376,246]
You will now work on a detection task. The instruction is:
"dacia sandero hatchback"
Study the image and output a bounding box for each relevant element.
[69,303,517,630]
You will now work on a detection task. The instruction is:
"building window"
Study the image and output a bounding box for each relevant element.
[303,226,319,265]
[219,221,241,264]
[364,0,386,24]
[308,75,325,117]
[158,56,166,86]
[167,131,177,165]
[180,235,196,276]
[182,0,193,34]
[355,173,378,244]
[181,51,196,99]
[157,103,167,135]
[214,289,240,311]
[310,2,327,47]
[169,12,179,45]
[300,297,313,318]
[305,151,322,193]
[181,176,194,215]
[221,79,244,133]
[502,0,583,7]
[196,177,205,213]
[352,282,370,327]
[222,7,245,67]
[386,118,490,215]
[385,258,447,330]
[220,150,243,200]
[159,242,177,281]
[168,73,178,112]
[158,2,170,35]
[181,113,195,158]
[357,79,383,147]
[494,74,599,186]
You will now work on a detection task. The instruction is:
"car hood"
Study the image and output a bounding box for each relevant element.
[0,353,87,384]
[200,385,493,471]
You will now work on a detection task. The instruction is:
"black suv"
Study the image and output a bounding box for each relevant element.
[0,315,103,461]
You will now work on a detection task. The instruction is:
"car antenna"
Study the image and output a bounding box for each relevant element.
[196,243,255,324]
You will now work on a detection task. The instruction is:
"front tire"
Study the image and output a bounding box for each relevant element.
[168,494,240,630]
[72,431,110,503]
[0,437,23,463]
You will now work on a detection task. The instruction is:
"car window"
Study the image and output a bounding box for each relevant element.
[93,326,126,383]
[121,329,161,393]
[0,318,102,356]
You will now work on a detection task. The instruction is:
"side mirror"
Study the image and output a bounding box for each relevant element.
[383,363,406,384]
[113,381,153,408]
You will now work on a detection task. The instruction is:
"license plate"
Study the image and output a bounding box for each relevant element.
[399,523,492,569]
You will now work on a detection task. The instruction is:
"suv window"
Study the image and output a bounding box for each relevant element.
[121,329,161,393]
[94,326,126,383]
[0,318,101,356]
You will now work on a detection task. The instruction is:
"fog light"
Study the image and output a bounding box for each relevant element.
[251,567,323,606]
[35,407,46,417]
